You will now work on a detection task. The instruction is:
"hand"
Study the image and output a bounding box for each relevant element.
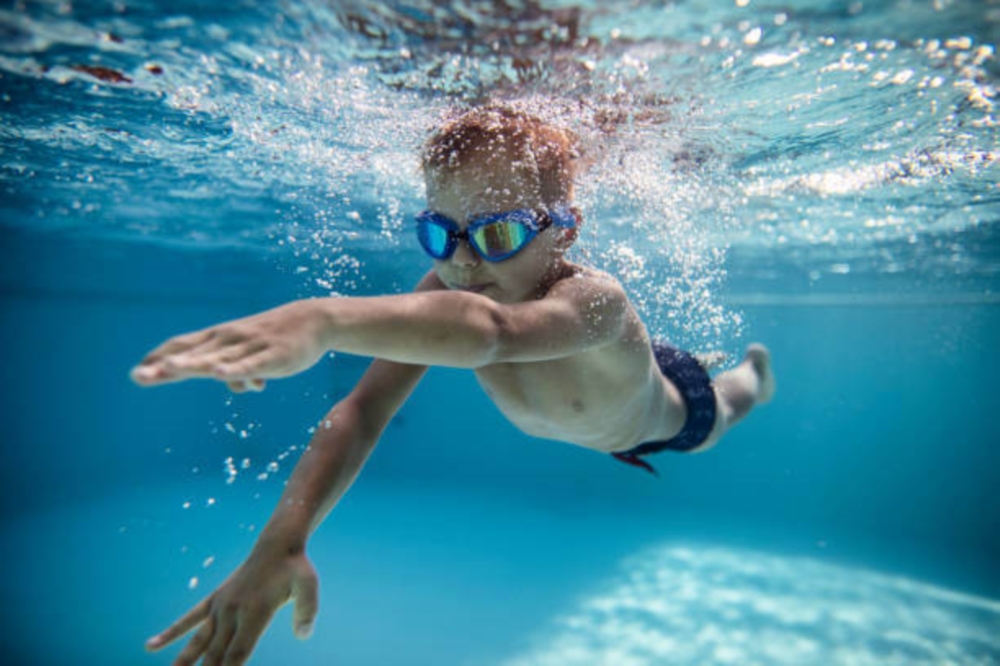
[146,544,319,666]
[131,301,329,389]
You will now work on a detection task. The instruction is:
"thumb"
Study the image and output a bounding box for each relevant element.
[291,563,319,640]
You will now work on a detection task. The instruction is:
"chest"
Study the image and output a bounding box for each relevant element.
[473,355,630,429]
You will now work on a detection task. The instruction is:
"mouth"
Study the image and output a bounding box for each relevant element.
[451,282,491,294]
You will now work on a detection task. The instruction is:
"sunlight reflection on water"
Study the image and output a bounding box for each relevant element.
[0,0,996,345]
[502,544,1000,665]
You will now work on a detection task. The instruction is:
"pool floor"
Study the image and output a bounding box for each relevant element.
[3,478,998,665]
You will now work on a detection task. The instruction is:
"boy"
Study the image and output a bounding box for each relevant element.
[133,106,774,666]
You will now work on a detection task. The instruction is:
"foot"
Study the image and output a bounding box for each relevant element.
[695,351,728,371]
[745,343,775,403]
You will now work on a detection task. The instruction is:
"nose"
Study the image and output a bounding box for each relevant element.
[450,239,481,268]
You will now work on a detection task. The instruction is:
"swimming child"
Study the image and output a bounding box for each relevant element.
[132,105,774,665]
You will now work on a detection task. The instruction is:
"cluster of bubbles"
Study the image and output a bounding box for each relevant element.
[221,449,293,484]
[725,32,996,255]
[213,399,300,485]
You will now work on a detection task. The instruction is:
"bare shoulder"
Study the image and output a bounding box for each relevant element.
[545,263,629,304]
[555,263,623,287]
[543,264,635,329]
[537,263,644,351]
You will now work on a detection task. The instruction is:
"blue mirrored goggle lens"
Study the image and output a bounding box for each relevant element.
[418,219,452,258]
[470,220,531,260]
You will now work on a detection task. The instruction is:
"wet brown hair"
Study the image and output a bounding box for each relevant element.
[421,105,579,205]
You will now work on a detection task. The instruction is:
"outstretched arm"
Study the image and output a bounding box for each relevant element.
[131,269,630,387]
[145,356,427,665]
[143,273,441,666]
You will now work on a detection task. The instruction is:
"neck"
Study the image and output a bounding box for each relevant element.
[531,259,576,300]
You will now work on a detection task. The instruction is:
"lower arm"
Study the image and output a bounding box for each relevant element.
[319,292,502,368]
[256,398,375,551]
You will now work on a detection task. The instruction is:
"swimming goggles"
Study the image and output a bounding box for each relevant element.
[415,206,576,262]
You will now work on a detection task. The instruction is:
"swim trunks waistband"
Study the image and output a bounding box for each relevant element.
[612,341,717,476]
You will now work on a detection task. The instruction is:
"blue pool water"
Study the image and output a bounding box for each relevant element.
[2,1,999,664]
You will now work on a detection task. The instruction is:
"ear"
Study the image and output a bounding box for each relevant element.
[555,206,582,249]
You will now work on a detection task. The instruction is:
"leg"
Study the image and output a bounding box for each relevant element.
[715,343,775,426]
[694,344,775,452]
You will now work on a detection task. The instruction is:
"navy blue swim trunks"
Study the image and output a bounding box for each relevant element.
[612,341,717,475]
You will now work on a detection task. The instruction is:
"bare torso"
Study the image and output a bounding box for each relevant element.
[473,271,686,453]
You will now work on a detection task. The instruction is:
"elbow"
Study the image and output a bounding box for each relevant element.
[431,292,509,367]
[468,298,508,367]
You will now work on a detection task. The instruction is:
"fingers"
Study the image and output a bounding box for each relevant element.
[132,331,222,385]
[201,610,237,666]
[173,615,216,666]
[189,340,268,375]
[161,346,269,384]
[226,379,266,394]
[131,362,188,386]
[292,564,320,640]
[146,597,211,652]
[133,338,268,386]
[214,349,284,382]
[220,604,281,666]
[133,331,223,381]
[154,344,243,380]
[139,329,217,368]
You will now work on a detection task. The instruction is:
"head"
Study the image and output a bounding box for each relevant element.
[419,106,582,303]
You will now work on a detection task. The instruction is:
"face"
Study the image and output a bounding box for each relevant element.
[424,156,575,303]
